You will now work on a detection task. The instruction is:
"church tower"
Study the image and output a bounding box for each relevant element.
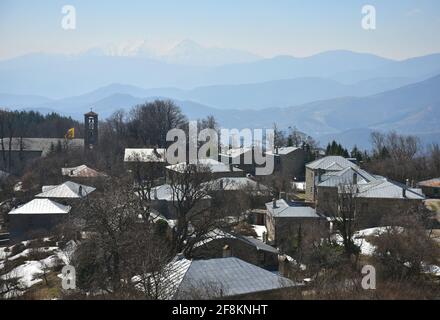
[84,110,98,150]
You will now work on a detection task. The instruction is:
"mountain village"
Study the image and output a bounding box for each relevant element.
[0,107,439,300]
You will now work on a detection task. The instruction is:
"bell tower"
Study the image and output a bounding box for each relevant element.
[84,110,98,150]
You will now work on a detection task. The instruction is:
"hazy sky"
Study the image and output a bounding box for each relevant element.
[1,0,440,61]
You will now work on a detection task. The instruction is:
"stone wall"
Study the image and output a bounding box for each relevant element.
[191,237,278,270]
[305,168,316,202]
[315,185,424,228]
[9,213,67,242]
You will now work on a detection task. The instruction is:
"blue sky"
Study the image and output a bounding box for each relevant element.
[1,0,439,60]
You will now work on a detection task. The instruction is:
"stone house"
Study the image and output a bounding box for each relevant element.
[315,167,425,228]
[163,256,298,300]
[191,229,279,270]
[204,177,272,208]
[147,184,212,220]
[8,198,70,241]
[219,147,256,174]
[0,138,84,175]
[124,148,167,182]
[165,158,245,182]
[417,178,440,199]
[265,199,328,249]
[305,156,358,202]
[266,146,306,180]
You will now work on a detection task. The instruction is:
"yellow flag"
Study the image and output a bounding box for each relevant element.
[65,127,75,139]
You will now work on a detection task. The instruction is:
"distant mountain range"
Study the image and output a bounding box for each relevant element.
[83,39,262,67]
[1,47,440,150]
[2,48,440,98]
[1,73,439,150]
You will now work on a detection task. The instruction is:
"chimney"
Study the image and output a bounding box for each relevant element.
[176,253,184,260]
[278,255,289,277]
[219,179,224,189]
[272,198,277,209]
[352,173,358,185]
[317,169,322,183]
[402,187,407,198]
[154,188,158,200]
[222,245,231,258]
[79,185,83,197]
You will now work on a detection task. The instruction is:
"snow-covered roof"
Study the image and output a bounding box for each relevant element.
[318,167,379,187]
[61,165,106,178]
[242,236,278,254]
[354,179,425,200]
[1,138,84,156]
[205,177,269,191]
[36,181,96,199]
[418,178,440,188]
[220,147,252,159]
[166,159,243,173]
[148,184,211,201]
[124,148,166,162]
[266,199,321,218]
[306,156,358,171]
[266,146,301,155]
[9,199,71,215]
[172,257,296,299]
[193,228,278,254]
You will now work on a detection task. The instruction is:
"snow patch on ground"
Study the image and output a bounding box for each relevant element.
[336,226,403,256]
[8,247,58,261]
[252,225,267,241]
[1,240,78,298]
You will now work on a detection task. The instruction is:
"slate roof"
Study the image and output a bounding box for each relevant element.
[306,156,358,171]
[172,257,295,299]
[9,199,71,215]
[242,236,279,254]
[193,228,278,254]
[220,147,252,159]
[61,165,107,178]
[418,178,440,188]
[2,138,84,156]
[206,177,269,191]
[36,181,96,199]
[124,148,166,162]
[354,179,425,199]
[166,159,243,173]
[266,146,301,155]
[318,167,379,187]
[266,199,321,218]
[148,184,211,201]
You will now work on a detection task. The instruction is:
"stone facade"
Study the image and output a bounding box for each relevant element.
[273,148,306,180]
[316,185,424,228]
[150,197,211,220]
[8,214,67,242]
[191,237,278,270]
[265,213,328,249]
[305,167,315,202]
